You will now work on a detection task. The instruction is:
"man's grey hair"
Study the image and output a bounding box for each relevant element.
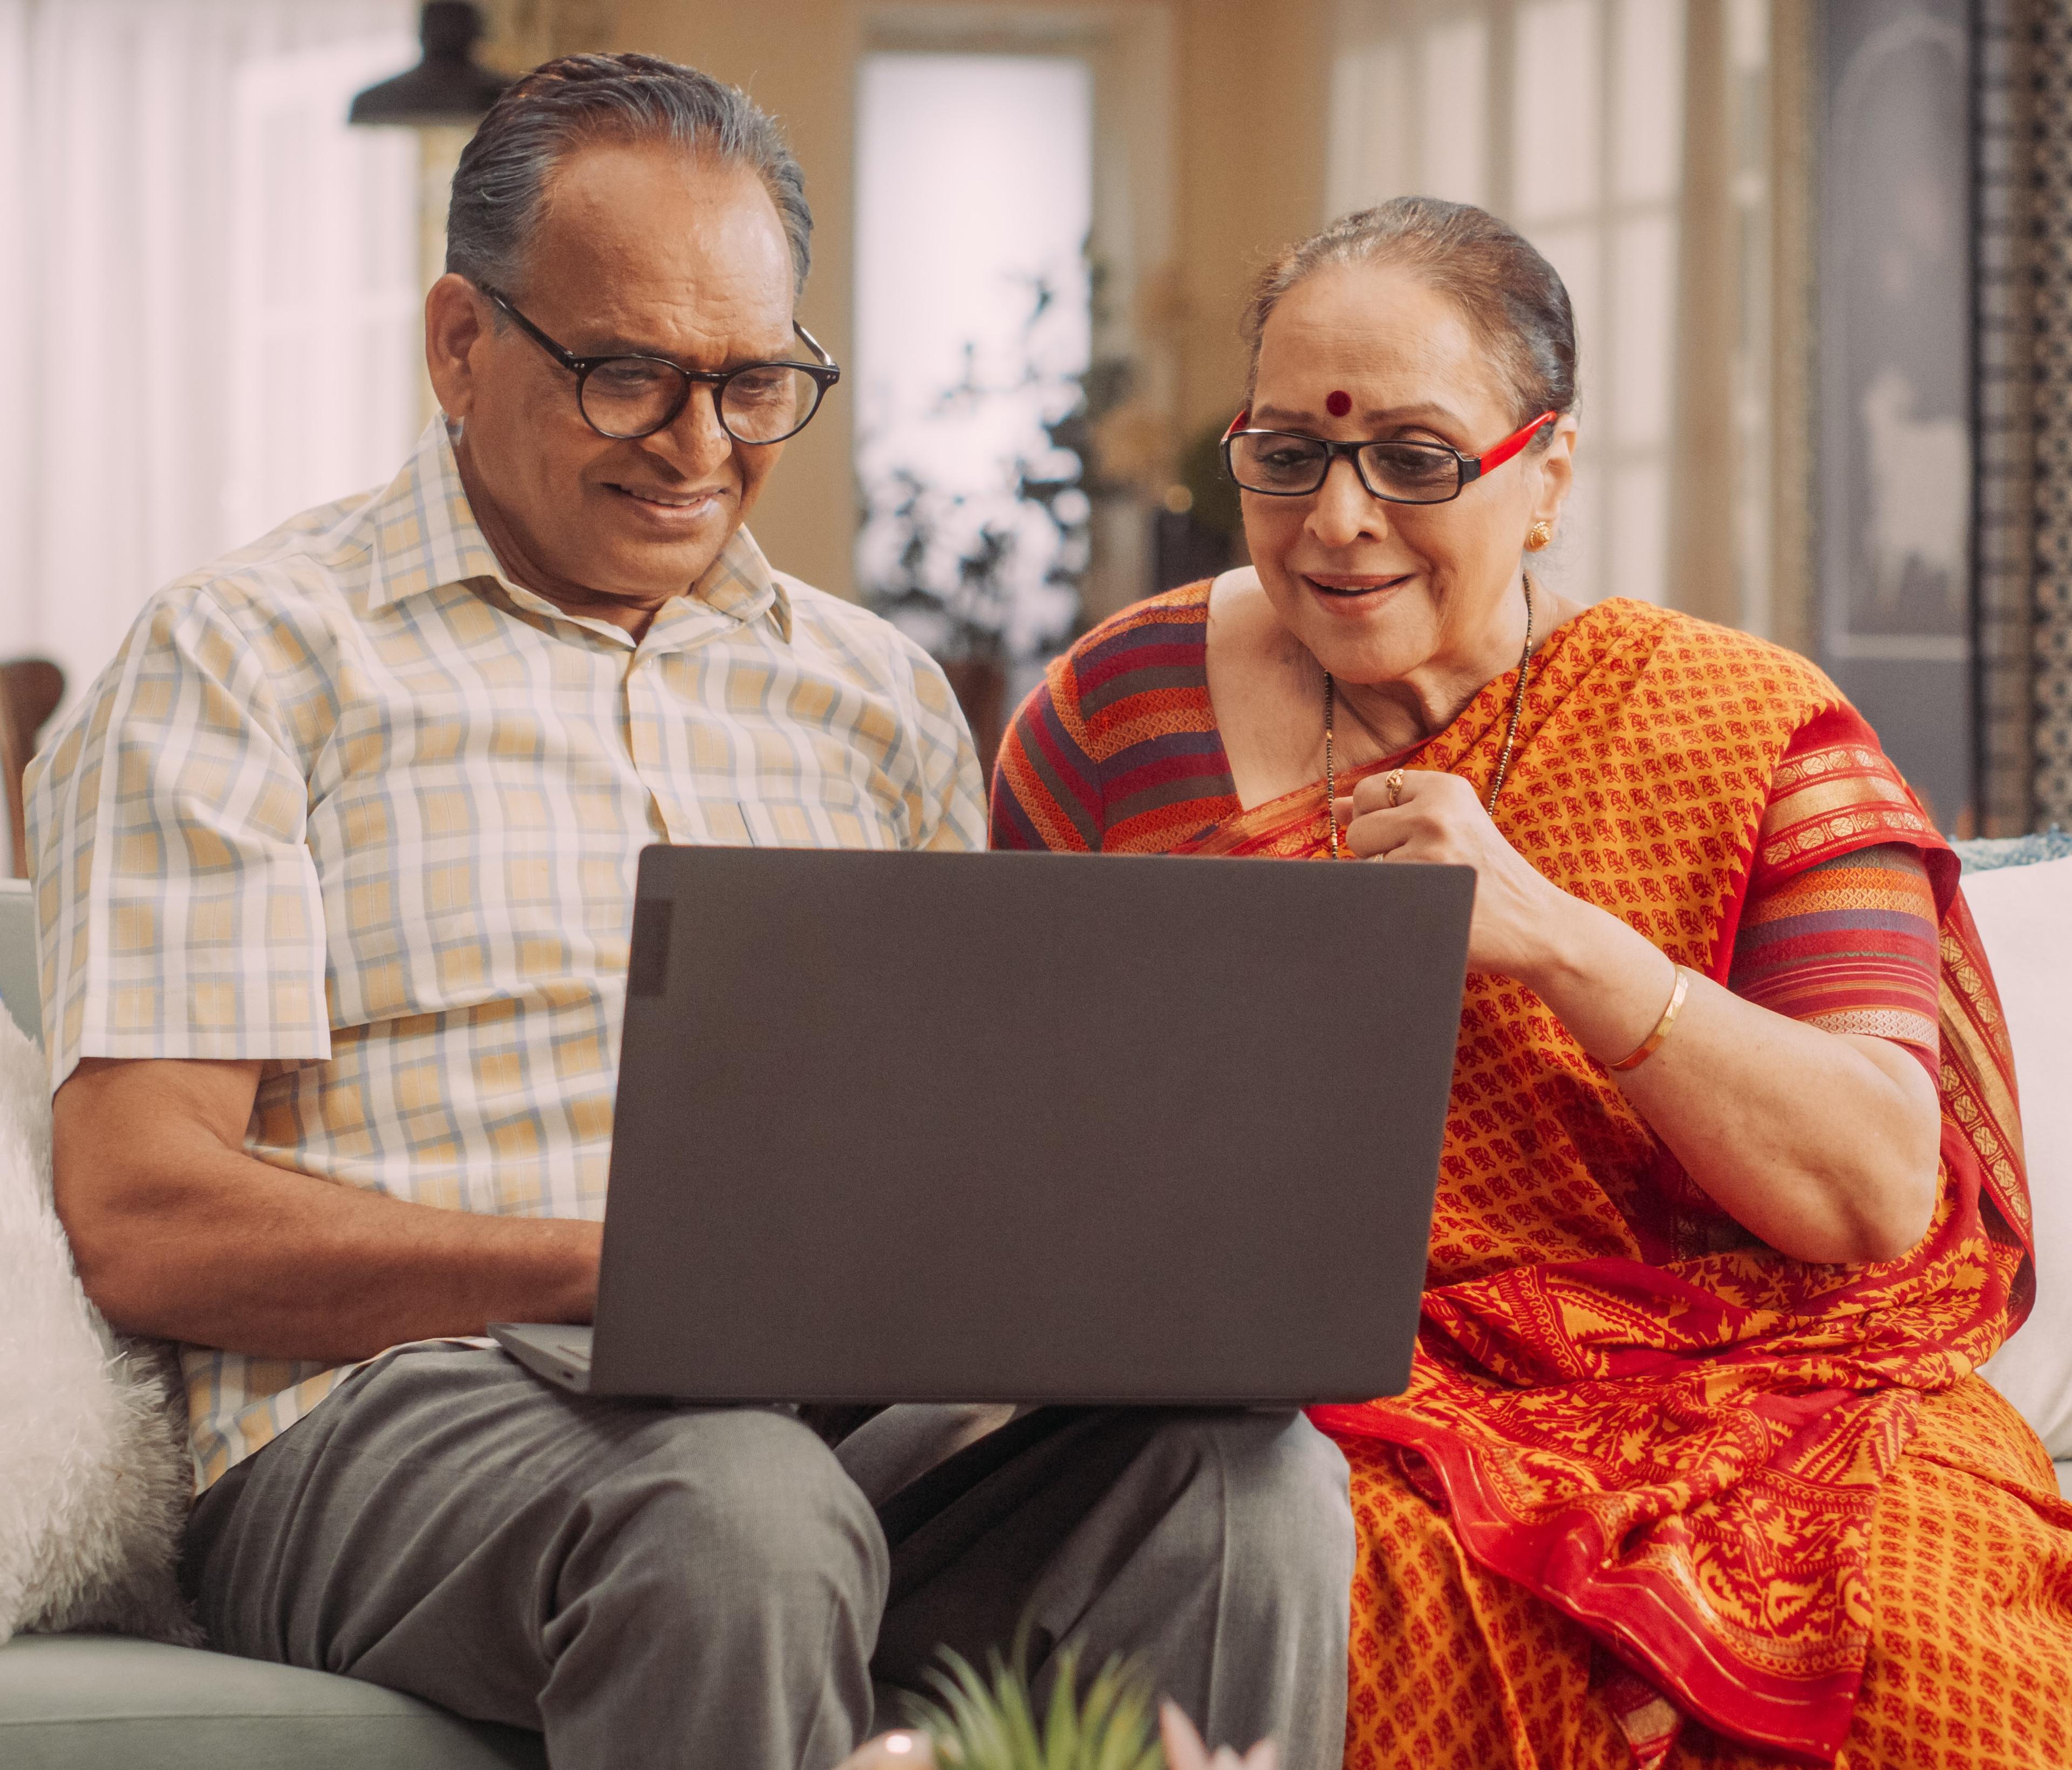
[445,52,812,298]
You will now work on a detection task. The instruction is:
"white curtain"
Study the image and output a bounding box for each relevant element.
[0,0,419,743]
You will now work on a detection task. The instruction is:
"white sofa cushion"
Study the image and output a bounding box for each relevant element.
[1968,855,2072,1465]
[0,968,195,1646]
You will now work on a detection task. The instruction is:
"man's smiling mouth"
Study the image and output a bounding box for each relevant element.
[610,483,724,511]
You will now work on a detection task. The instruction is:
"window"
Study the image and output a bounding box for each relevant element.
[1327,0,1686,607]
[854,51,1094,676]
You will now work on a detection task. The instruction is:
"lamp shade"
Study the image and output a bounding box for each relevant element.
[349,1,510,127]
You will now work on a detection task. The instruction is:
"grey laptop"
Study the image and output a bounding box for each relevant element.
[491,844,1471,1405]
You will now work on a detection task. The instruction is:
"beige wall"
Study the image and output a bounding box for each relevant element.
[597,0,1331,600]
[604,0,863,597]
[1173,0,1332,438]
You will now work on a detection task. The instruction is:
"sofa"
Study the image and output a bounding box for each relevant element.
[2,840,2068,1767]
[0,877,547,1769]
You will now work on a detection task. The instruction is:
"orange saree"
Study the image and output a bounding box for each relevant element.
[993,590,2072,1768]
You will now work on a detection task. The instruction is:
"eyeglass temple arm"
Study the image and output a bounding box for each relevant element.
[794,322,839,374]
[1460,411,1558,484]
[481,286,578,368]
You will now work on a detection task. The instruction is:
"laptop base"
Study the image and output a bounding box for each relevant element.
[491,1323,595,1392]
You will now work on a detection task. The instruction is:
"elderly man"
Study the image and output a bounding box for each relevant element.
[30,51,1349,1770]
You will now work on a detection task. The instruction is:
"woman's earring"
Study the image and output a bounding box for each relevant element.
[1525,519,1554,552]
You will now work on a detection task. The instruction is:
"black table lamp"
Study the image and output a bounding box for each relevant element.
[349,1,510,127]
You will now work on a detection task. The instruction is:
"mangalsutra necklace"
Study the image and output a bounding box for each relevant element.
[1324,576,1537,859]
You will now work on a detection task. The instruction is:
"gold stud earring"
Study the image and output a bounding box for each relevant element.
[1525,520,1554,552]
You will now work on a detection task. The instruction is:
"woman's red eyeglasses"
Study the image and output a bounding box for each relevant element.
[1220,408,1557,505]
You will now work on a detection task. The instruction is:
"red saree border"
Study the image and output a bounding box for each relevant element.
[1312,1403,1859,1762]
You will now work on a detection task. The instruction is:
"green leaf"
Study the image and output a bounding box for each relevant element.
[904,1625,1167,1770]
[1042,1646,1080,1770]
[996,1648,1044,1768]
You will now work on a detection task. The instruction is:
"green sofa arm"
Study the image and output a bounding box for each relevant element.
[0,1635,547,1770]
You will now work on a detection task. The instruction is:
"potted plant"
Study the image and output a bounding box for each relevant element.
[835,1637,1279,1770]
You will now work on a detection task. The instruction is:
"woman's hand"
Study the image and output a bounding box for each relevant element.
[1336,766,1940,1265]
[1337,769,1575,980]
[1337,763,1680,1064]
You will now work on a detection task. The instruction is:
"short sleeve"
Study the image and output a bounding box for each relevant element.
[991,663,1101,852]
[26,586,331,1089]
[1727,842,1942,1077]
[898,646,986,853]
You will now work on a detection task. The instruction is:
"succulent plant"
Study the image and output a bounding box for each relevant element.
[834,1629,1279,1770]
[905,1628,1162,1770]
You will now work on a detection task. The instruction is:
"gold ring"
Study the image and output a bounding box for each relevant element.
[1386,769,1405,808]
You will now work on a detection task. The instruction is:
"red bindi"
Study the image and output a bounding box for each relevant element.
[1326,389,1352,417]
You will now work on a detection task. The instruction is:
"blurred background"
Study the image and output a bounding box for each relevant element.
[0,0,2063,861]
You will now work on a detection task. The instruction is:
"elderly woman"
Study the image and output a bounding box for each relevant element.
[992,197,2072,1769]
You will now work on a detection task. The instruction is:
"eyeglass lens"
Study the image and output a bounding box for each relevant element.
[1227,433,1464,503]
[580,360,825,443]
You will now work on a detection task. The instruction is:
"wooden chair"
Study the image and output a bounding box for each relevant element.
[0,658,64,879]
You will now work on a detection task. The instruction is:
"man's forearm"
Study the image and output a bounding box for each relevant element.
[87,1164,602,1362]
[53,1057,601,1362]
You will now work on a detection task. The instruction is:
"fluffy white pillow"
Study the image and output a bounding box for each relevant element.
[1971,855,2072,1459]
[0,1006,196,1645]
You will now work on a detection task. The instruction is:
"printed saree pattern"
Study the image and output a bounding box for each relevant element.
[1163,602,2040,1764]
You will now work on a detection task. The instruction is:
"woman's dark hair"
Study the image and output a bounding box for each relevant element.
[446,52,812,297]
[1239,196,1577,428]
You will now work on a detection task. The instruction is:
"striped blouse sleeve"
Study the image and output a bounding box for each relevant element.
[1727,843,1942,1076]
[991,659,1103,852]
[992,584,1239,854]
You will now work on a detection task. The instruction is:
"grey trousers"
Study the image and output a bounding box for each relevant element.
[180,1347,1352,1770]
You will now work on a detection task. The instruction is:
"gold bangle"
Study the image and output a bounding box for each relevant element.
[1607,965,1692,1074]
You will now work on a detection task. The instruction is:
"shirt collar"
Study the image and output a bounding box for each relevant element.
[363,420,794,645]
[363,421,507,614]
[667,523,793,646]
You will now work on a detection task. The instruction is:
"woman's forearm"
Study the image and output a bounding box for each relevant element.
[1516,897,1941,1265]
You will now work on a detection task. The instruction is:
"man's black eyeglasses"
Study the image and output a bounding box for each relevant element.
[479,284,841,446]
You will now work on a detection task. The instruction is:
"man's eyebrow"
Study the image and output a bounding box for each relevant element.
[573,332,798,368]
[579,333,657,356]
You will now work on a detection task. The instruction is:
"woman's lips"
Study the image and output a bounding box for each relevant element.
[1301,572,1413,602]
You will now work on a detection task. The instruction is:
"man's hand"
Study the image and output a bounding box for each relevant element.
[53,1057,601,1362]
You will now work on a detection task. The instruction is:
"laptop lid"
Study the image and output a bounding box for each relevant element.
[590,845,1471,1405]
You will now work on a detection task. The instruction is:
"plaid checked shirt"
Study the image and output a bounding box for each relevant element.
[27,421,984,1490]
